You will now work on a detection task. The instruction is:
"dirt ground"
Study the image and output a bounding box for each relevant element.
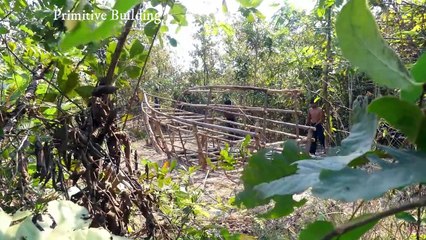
[130,137,414,239]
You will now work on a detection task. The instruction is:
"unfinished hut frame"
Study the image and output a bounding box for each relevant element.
[141,85,315,169]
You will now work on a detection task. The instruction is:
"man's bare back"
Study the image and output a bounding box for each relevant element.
[308,107,324,125]
[307,99,326,154]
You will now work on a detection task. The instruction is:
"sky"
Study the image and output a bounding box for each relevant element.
[168,0,316,68]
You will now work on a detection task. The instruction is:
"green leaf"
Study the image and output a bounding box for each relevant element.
[218,22,235,36]
[260,195,306,219]
[129,39,144,59]
[336,0,418,92]
[400,85,423,103]
[222,0,228,13]
[299,216,377,240]
[169,3,187,26]
[126,66,141,78]
[235,142,307,218]
[299,221,334,240]
[313,147,426,201]
[167,36,177,47]
[395,212,417,223]
[368,97,424,143]
[254,96,377,199]
[338,215,377,240]
[59,72,79,94]
[236,0,263,8]
[170,3,187,16]
[417,119,426,151]
[60,0,140,50]
[0,24,8,34]
[75,86,95,99]
[412,52,426,83]
[0,128,3,139]
[144,21,159,37]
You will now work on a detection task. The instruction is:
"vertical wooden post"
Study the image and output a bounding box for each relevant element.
[154,120,172,159]
[322,6,333,150]
[193,125,207,170]
[204,89,212,154]
[141,95,162,153]
[254,132,261,150]
[206,89,212,122]
[262,91,268,143]
[169,127,176,154]
[178,129,188,161]
[293,93,300,140]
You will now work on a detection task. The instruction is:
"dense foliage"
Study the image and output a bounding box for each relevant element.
[0,0,425,239]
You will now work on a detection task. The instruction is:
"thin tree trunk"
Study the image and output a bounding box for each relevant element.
[322,7,333,147]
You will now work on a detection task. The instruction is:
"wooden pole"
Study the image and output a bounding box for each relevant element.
[193,125,207,170]
[262,92,268,142]
[140,100,162,153]
[293,93,300,139]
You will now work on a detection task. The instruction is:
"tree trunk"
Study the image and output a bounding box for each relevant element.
[322,7,333,148]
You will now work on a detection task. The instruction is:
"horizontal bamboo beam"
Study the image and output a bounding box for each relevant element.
[143,94,258,137]
[215,118,303,139]
[168,103,301,114]
[155,115,245,141]
[168,119,245,140]
[213,109,315,131]
[186,85,301,94]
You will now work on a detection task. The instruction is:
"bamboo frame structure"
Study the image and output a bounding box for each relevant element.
[140,86,315,169]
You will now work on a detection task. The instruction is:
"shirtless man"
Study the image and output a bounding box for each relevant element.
[306,98,325,155]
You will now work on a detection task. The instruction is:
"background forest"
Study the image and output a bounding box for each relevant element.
[0,0,425,239]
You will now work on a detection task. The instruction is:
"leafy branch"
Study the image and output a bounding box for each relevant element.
[122,2,171,130]
[103,4,142,86]
[323,196,426,240]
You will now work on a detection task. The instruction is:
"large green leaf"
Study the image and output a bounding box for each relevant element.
[75,86,95,99]
[395,212,417,223]
[60,0,140,50]
[126,66,141,78]
[417,119,426,151]
[411,52,426,83]
[236,0,263,8]
[400,86,423,103]
[222,0,228,13]
[129,39,144,59]
[235,141,307,218]
[144,21,159,37]
[169,3,188,26]
[0,24,8,34]
[336,0,420,96]
[368,97,424,143]
[299,221,334,240]
[299,217,377,240]
[59,72,79,95]
[260,195,306,219]
[313,147,426,201]
[254,96,377,198]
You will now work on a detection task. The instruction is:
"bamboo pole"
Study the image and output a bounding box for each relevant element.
[193,126,207,169]
[262,92,268,142]
[140,101,162,153]
[293,93,300,139]
[215,118,301,139]
[213,108,315,131]
[143,93,258,137]
[144,93,301,114]
[153,119,172,159]
[186,85,301,94]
